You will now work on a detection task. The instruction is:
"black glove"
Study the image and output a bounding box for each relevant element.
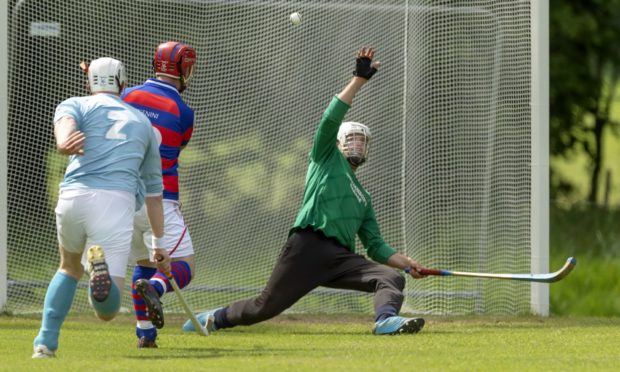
[353,57,377,80]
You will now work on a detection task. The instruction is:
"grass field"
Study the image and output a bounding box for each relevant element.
[1,314,618,371]
[550,205,620,316]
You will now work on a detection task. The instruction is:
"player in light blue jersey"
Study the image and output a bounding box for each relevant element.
[32,57,171,359]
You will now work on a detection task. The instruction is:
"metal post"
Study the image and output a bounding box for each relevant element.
[530,0,550,316]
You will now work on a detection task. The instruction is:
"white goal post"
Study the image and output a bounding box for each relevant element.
[1,0,10,312]
[530,0,550,316]
[1,0,548,316]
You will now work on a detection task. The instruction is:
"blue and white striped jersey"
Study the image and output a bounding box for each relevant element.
[54,93,162,197]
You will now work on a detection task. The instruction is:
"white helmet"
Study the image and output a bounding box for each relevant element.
[337,121,371,166]
[85,57,126,94]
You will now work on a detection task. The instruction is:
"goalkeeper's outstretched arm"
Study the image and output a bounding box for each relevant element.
[337,47,380,105]
[387,253,425,279]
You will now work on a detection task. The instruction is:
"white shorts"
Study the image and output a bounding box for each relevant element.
[129,199,194,262]
[55,188,135,278]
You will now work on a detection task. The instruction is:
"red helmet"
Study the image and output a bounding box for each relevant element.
[153,41,196,88]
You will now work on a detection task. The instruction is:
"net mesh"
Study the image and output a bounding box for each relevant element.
[5,0,532,315]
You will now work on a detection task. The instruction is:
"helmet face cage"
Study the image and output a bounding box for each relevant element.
[337,122,371,166]
[153,41,197,88]
[86,57,126,94]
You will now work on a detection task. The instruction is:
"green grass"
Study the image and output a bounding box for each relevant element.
[550,205,620,316]
[550,255,620,316]
[2,314,618,371]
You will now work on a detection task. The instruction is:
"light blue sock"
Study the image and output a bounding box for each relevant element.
[33,271,78,351]
[89,279,121,317]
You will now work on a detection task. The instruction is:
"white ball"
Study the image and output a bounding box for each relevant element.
[290,12,301,26]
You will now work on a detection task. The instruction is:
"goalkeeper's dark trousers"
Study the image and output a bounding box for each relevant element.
[225,228,406,326]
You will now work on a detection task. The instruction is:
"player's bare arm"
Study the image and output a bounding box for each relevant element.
[54,116,85,155]
[144,194,171,273]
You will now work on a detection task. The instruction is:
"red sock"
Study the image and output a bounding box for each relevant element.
[131,266,157,321]
[150,261,192,294]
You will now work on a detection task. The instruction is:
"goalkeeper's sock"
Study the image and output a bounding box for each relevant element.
[213,307,234,330]
[150,261,192,296]
[374,304,398,322]
[131,266,158,323]
[89,278,121,317]
[33,271,78,351]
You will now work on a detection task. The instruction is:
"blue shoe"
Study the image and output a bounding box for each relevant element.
[182,308,220,333]
[373,316,425,335]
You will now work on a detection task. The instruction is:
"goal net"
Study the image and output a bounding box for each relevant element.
[2,0,544,316]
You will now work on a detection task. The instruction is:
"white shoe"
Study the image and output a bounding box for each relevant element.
[32,345,55,359]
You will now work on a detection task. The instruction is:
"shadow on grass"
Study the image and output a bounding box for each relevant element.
[0,323,38,331]
[123,347,309,360]
[427,316,620,329]
[227,329,369,336]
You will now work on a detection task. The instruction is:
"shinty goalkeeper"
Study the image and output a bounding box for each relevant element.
[183,46,428,336]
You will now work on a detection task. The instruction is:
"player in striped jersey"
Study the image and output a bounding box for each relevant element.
[121,41,198,348]
[183,47,427,336]
[32,58,169,359]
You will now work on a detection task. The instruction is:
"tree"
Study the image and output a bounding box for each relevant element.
[550,0,620,203]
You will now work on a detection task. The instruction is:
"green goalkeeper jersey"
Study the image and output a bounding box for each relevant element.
[291,96,397,264]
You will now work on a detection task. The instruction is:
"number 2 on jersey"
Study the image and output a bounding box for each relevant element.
[106,110,129,140]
